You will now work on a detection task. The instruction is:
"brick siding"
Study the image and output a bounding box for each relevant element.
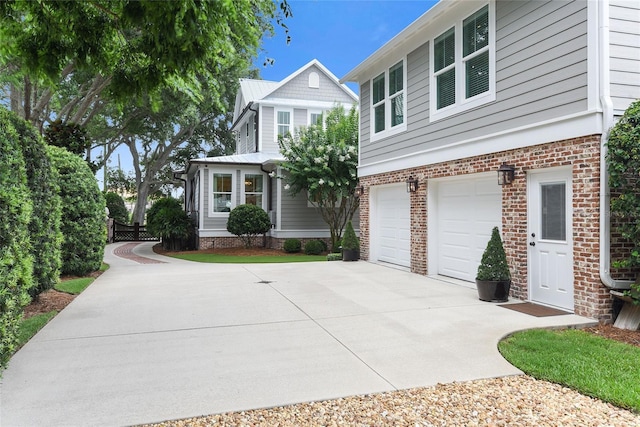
[359,135,615,321]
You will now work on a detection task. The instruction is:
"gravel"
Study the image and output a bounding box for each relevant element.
[142,375,639,427]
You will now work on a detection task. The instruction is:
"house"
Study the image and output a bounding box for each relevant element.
[179,59,359,250]
[341,0,640,321]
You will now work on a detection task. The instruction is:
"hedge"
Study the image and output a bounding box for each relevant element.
[48,146,106,276]
[0,107,34,372]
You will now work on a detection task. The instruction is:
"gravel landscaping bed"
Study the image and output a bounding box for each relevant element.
[143,376,639,427]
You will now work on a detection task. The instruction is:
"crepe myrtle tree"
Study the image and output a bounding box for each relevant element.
[278,105,359,251]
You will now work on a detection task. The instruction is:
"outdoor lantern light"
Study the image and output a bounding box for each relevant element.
[354,184,365,197]
[497,163,516,185]
[406,176,419,193]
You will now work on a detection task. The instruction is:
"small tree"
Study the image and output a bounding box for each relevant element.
[476,227,511,281]
[226,204,271,248]
[607,99,640,300]
[146,198,193,251]
[278,105,359,251]
[48,146,106,276]
[105,192,130,224]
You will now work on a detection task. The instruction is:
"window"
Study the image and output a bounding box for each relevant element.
[370,59,406,138]
[309,112,323,126]
[212,173,233,213]
[277,111,291,137]
[243,174,264,207]
[430,3,494,121]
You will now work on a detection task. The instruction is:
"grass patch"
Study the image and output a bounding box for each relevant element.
[55,277,94,295]
[18,311,57,348]
[499,328,640,412]
[100,262,109,272]
[169,253,327,263]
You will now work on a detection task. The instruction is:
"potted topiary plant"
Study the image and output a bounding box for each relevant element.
[342,221,360,261]
[476,226,511,302]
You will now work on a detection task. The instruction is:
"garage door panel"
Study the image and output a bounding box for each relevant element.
[437,178,501,282]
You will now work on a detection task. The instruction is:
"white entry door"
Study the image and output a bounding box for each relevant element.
[528,169,574,311]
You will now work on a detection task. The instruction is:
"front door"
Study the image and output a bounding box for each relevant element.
[528,168,574,311]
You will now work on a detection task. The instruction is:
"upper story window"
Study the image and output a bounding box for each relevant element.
[277,110,291,137]
[371,59,406,140]
[243,173,264,208]
[430,3,495,121]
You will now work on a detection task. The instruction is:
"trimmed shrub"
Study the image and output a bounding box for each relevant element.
[326,253,342,261]
[48,146,106,276]
[304,240,324,255]
[146,198,193,250]
[283,238,301,253]
[341,221,359,251]
[227,204,271,248]
[0,107,34,372]
[476,227,511,281]
[10,115,62,299]
[105,192,129,224]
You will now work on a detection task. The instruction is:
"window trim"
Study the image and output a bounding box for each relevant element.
[308,109,324,127]
[369,57,408,142]
[208,168,236,217]
[275,108,293,139]
[241,171,267,210]
[429,1,496,122]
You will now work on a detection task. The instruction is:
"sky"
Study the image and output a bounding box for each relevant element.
[98,0,438,188]
[255,0,437,92]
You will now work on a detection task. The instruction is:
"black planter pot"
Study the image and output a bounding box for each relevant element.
[476,279,511,302]
[342,249,360,261]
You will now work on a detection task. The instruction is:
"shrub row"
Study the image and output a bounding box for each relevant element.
[282,238,328,255]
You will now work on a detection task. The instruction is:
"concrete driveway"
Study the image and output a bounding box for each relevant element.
[1,242,595,426]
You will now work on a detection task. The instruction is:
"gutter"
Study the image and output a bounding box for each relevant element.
[230,101,254,132]
[598,0,632,291]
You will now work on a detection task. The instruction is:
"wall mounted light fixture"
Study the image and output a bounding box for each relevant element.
[497,163,516,185]
[354,184,365,197]
[406,176,419,193]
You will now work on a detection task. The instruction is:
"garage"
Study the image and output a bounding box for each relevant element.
[435,177,501,282]
[371,184,411,267]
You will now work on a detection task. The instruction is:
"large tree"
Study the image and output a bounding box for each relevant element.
[278,105,359,250]
[0,0,290,131]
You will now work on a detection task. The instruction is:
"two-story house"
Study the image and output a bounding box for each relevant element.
[180,59,358,250]
[341,0,640,321]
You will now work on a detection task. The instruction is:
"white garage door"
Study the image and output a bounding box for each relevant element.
[373,185,411,267]
[437,177,501,282]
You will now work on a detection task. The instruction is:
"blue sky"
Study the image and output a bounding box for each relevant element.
[254,0,438,92]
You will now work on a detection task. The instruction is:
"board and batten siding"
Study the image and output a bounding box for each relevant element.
[610,0,640,115]
[268,64,355,104]
[360,0,589,167]
[261,106,276,152]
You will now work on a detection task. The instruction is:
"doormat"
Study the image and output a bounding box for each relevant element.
[499,302,570,317]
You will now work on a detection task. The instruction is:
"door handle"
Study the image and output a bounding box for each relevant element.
[529,241,536,246]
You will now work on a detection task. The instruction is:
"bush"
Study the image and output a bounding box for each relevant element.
[227,204,271,248]
[304,240,324,255]
[327,253,342,261]
[342,221,359,250]
[105,192,129,224]
[48,146,106,276]
[283,238,301,253]
[9,114,62,299]
[476,227,511,281]
[146,198,193,250]
[0,107,34,372]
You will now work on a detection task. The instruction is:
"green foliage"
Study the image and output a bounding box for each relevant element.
[226,204,271,248]
[105,192,129,224]
[278,105,360,251]
[283,238,301,253]
[341,221,359,251]
[146,198,193,250]
[9,113,63,299]
[304,240,324,255]
[18,311,57,350]
[476,227,511,281]
[607,100,640,297]
[327,253,342,261]
[499,328,640,412]
[0,107,34,372]
[44,120,89,156]
[48,146,106,276]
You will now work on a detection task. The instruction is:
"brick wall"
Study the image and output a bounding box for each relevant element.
[360,135,614,321]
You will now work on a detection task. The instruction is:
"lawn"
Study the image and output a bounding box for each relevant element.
[168,253,327,263]
[499,328,640,412]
